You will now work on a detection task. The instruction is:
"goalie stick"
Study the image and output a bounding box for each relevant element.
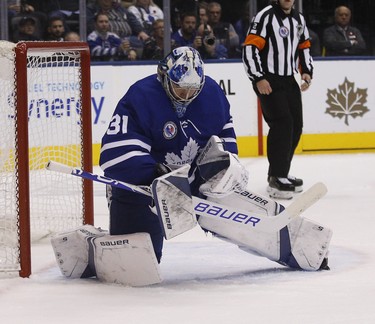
[46,160,327,235]
[46,160,152,197]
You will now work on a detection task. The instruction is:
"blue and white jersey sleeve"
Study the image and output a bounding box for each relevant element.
[99,82,159,185]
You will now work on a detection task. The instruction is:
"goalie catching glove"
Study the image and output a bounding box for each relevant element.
[197,136,249,198]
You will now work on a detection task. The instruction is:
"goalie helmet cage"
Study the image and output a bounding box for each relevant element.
[0,41,94,278]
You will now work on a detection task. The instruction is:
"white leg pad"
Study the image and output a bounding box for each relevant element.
[92,233,162,286]
[51,224,107,278]
[199,214,280,261]
[199,189,284,261]
[287,217,332,270]
[199,191,332,270]
[209,189,284,216]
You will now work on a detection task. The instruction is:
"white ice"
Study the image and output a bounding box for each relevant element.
[1,153,374,324]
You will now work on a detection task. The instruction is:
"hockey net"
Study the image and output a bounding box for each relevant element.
[0,41,93,278]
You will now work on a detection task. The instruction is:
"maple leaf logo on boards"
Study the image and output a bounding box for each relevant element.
[325,77,369,126]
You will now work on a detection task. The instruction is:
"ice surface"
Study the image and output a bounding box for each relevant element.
[1,153,374,324]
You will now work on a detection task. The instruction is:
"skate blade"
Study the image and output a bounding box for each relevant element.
[267,186,293,200]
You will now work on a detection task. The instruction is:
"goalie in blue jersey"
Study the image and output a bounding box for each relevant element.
[99,46,248,263]
[51,47,331,286]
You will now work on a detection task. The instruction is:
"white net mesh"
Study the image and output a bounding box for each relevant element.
[0,41,88,275]
[0,41,18,273]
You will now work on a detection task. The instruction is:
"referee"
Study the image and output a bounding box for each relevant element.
[242,0,313,199]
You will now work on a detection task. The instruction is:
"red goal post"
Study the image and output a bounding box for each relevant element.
[0,41,93,278]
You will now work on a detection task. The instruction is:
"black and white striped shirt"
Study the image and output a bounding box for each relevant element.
[242,4,313,82]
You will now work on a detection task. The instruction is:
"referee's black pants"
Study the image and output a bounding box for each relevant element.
[254,74,303,178]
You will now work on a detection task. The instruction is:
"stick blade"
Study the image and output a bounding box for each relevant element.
[286,182,327,218]
[254,182,328,233]
[46,160,73,174]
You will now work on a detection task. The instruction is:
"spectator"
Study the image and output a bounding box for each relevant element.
[8,0,46,41]
[87,0,147,55]
[47,0,80,33]
[64,31,81,41]
[308,28,321,57]
[142,19,169,60]
[207,2,240,58]
[170,0,196,32]
[196,22,227,59]
[45,16,65,41]
[13,16,41,41]
[323,6,366,56]
[171,12,198,47]
[198,1,209,25]
[87,13,137,61]
[171,12,227,60]
[127,0,164,37]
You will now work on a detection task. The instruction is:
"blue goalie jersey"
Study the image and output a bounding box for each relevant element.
[99,74,238,200]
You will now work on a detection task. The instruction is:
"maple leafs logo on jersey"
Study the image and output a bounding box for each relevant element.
[165,138,199,166]
[325,78,369,126]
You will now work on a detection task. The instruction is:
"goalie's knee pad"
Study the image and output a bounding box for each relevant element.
[51,224,107,278]
[92,233,162,286]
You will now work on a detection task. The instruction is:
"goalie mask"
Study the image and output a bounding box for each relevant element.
[158,47,205,117]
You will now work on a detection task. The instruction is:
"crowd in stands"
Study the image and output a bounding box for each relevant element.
[6,0,368,61]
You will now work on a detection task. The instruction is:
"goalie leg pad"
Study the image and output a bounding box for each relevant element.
[208,188,284,217]
[92,232,162,286]
[281,217,332,271]
[200,215,332,271]
[199,213,280,261]
[51,224,107,278]
[198,192,332,271]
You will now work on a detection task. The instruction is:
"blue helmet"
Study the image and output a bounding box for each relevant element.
[158,47,205,107]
